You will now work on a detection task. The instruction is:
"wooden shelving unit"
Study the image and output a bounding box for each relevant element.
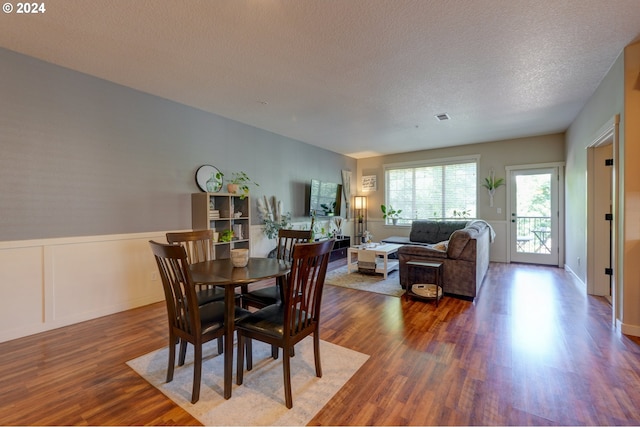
[191,192,251,259]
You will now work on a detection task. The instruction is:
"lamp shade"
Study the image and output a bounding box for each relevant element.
[354,196,367,210]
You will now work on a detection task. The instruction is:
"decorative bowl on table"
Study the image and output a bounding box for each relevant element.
[230,248,249,267]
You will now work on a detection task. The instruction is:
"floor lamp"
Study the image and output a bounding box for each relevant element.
[354,195,367,244]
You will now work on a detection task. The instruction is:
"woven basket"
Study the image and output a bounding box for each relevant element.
[230,248,249,267]
[411,284,442,299]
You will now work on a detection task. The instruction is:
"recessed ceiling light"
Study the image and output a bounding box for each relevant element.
[434,113,450,121]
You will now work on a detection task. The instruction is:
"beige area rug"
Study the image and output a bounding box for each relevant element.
[325,265,405,297]
[127,338,368,426]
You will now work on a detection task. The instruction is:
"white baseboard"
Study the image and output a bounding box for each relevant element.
[618,320,640,338]
[565,264,640,338]
[564,263,587,292]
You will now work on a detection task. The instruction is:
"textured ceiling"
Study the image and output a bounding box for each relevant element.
[1,0,639,158]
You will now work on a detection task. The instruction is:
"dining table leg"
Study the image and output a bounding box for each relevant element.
[223,284,235,399]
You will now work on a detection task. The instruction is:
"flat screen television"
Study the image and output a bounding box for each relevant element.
[308,179,342,217]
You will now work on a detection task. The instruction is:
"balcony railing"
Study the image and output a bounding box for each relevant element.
[515,216,551,254]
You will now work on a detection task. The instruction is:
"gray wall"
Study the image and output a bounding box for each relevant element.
[0,48,356,241]
[357,134,565,223]
[565,51,624,284]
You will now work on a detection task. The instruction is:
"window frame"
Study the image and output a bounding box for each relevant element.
[383,155,480,225]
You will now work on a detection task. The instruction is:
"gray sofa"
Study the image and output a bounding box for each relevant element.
[384,220,492,301]
[382,220,468,246]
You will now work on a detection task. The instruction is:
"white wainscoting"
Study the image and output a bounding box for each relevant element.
[488,220,508,263]
[0,231,167,343]
[0,225,300,343]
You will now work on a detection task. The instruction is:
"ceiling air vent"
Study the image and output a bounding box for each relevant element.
[434,113,450,121]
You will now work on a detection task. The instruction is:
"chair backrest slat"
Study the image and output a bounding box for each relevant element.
[150,240,201,336]
[283,239,334,336]
[166,230,215,264]
[276,229,313,262]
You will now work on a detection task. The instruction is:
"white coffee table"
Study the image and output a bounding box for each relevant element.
[347,243,402,279]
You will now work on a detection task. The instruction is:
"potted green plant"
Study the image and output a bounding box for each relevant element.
[482,176,505,191]
[452,208,471,218]
[263,212,292,239]
[219,229,234,242]
[482,171,505,207]
[381,204,402,225]
[227,171,259,199]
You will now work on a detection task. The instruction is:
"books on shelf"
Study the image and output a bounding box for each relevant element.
[209,209,220,219]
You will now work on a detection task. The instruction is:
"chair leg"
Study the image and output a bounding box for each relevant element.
[191,342,202,404]
[178,338,188,366]
[246,337,253,371]
[217,336,223,354]
[236,334,245,385]
[167,334,176,383]
[271,345,279,359]
[313,332,322,377]
[283,348,293,409]
[240,284,249,309]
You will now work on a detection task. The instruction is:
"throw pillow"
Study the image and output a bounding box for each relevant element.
[432,240,448,251]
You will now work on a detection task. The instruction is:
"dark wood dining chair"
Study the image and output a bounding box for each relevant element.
[166,230,227,361]
[241,228,313,310]
[166,230,226,306]
[149,240,251,404]
[235,239,335,409]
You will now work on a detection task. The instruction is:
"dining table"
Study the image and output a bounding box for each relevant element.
[189,257,290,399]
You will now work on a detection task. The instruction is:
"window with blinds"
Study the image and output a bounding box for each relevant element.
[384,157,478,224]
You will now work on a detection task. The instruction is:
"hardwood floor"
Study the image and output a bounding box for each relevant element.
[1,261,639,425]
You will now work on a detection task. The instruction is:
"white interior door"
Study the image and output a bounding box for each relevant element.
[509,166,561,266]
